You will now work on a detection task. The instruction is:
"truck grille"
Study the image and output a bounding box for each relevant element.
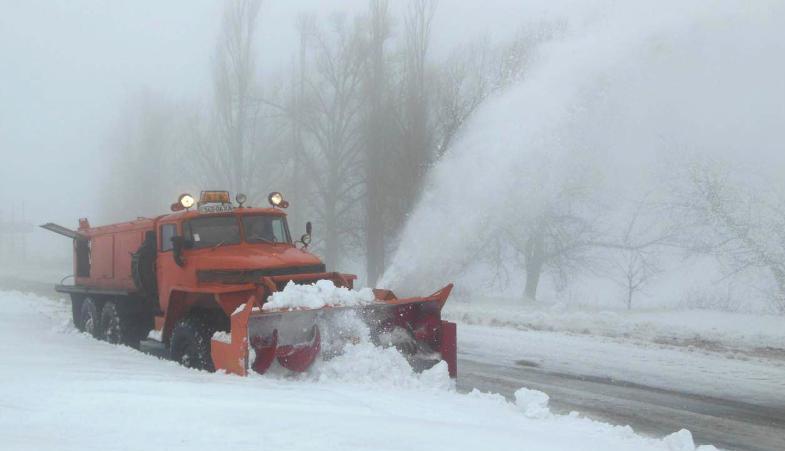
[197,265,327,284]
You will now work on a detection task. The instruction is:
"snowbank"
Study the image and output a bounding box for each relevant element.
[445,298,785,354]
[515,387,551,419]
[263,280,375,311]
[0,290,720,451]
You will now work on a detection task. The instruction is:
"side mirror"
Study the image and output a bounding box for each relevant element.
[300,222,313,249]
[171,236,187,267]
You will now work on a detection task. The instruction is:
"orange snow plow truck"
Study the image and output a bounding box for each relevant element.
[42,191,456,377]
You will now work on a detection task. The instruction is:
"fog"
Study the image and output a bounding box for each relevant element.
[383,0,785,312]
[2,0,784,314]
[0,0,524,261]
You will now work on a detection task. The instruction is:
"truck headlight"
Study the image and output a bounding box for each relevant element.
[179,194,195,209]
[268,192,283,207]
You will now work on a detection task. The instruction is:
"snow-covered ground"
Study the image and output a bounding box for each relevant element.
[0,290,718,451]
[444,298,785,355]
[0,261,71,286]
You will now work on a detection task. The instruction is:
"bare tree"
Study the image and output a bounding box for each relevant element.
[501,181,604,301]
[362,0,393,284]
[283,14,314,228]
[192,0,263,195]
[432,40,493,159]
[607,199,667,309]
[673,160,785,313]
[393,0,437,216]
[297,16,367,268]
[432,26,556,160]
[498,166,678,303]
[103,91,178,221]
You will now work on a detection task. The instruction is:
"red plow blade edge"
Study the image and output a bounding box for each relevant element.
[211,284,457,377]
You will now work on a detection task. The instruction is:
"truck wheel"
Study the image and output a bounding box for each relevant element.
[101,301,140,349]
[170,316,215,372]
[71,296,85,332]
[80,297,101,338]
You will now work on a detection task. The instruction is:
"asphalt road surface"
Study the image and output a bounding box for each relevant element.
[457,357,785,451]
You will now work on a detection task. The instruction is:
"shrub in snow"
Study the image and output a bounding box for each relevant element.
[514,387,551,419]
[264,280,375,311]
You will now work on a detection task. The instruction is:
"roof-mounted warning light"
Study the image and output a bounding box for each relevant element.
[199,191,231,205]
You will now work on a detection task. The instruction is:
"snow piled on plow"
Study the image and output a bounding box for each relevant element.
[263,280,375,311]
[0,290,719,451]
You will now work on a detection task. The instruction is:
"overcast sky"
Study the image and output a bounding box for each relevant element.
[0,0,540,230]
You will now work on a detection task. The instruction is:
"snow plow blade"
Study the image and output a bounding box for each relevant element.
[211,284,457,377]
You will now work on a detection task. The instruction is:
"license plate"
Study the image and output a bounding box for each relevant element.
[198,204,234,213]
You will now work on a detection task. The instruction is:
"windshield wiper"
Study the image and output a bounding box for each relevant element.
[211,240,228,251]
[248,235,276,245]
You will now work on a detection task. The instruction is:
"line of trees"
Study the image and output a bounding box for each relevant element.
[104,0,533,282]
[101,0,785,314]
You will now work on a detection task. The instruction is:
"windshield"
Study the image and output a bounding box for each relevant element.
[242,215,289,244]
[184,216,241,249]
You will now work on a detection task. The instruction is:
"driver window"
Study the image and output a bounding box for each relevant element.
[160,224,176,251]
[243,216,288,243]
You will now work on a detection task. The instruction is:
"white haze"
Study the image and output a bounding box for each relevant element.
[0,0,531,263]
[382,0,785,310]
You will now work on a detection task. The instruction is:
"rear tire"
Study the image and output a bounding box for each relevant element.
[71,295,85,332]
[80,297,101,338]
[169,316,215,372]
[100,301,141,349]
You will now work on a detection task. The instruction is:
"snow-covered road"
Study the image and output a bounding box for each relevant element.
[0,290,721,451]
[459,324,785,409]
[457,326,785,451]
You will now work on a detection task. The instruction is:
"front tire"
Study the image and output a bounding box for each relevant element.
[80,297,101,338]
[169,316,215,372]
[100,301,141,349]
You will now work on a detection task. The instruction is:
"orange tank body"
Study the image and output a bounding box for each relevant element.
[75,218,155,291]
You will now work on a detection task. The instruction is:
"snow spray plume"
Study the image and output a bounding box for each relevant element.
[381,1,785,298]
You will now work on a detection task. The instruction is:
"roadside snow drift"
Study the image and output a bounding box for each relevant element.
[0,290,717,451]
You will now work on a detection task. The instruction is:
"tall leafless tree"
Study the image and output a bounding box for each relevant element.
[193,0,263,195]
[362,0,393,285]
[392,0,437,222]
[297,16,367,268]
[103,91,178,221]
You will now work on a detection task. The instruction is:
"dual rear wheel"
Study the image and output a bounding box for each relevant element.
[72,295,220,372]
[73,297,146,349]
